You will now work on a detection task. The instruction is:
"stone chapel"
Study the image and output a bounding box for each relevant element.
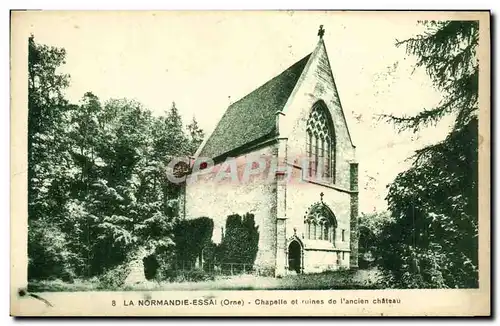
[182,26,359,277]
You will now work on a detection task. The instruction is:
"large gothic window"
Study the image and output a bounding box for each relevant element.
[304,203,337,244]
[306,101,336,183]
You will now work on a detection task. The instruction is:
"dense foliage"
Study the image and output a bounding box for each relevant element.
[357,211,392,269]
[219,213,259,266]
[173,217,215,267]
[378,21,479,288]
[27,35,204,281]
[170,213,260,276]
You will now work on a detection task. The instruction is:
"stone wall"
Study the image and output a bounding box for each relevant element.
[349,162,359,268]
[303,249,350,273]
[184,145,278,273]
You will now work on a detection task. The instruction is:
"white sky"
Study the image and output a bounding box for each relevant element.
[21,11,452,214]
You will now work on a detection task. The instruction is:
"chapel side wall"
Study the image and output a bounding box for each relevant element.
[184,145,278,274]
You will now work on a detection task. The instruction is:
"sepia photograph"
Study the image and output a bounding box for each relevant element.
[10,10,490,316]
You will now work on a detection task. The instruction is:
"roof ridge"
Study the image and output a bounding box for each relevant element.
[197,52,312,160]
[229,52,312,108]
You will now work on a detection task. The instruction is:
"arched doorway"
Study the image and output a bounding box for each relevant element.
[288,241,302,273]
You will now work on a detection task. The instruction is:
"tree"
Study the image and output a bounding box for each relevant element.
[384,21,478,132]
[27,37,206,285]
[28,35,72,221]
[378,21,479,288]
[187,116,205,155]
[27,35,76,280]
[162,101,188,156]
[357,211,392,268]
[173,217,214,267]
[81,98,178,276]
[219,213,259,267]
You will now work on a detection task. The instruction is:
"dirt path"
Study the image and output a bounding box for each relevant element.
[126,267,383,291]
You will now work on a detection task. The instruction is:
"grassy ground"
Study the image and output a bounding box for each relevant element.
[28,268,383,292]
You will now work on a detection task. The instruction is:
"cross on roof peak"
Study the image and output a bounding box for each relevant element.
[318,25,325,39]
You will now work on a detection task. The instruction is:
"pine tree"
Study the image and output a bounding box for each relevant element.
[378,21,479,288]
[383,21,478,132]
[164,102,187,156]
[187,116,205,155]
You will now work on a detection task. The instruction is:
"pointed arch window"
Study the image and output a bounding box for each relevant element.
[306,101,336,183]
[304,203,338,244]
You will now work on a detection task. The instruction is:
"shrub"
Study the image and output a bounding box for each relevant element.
[164,268,215,283]
[28,219,75,281]
[97,264,131,290]
[218,213,259,265]
[182,268,214,282]
[173,217,214,266]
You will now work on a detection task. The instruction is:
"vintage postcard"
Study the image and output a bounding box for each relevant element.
[10,10,490,316]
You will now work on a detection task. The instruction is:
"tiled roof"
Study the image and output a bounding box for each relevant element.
[198,53,311,160]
